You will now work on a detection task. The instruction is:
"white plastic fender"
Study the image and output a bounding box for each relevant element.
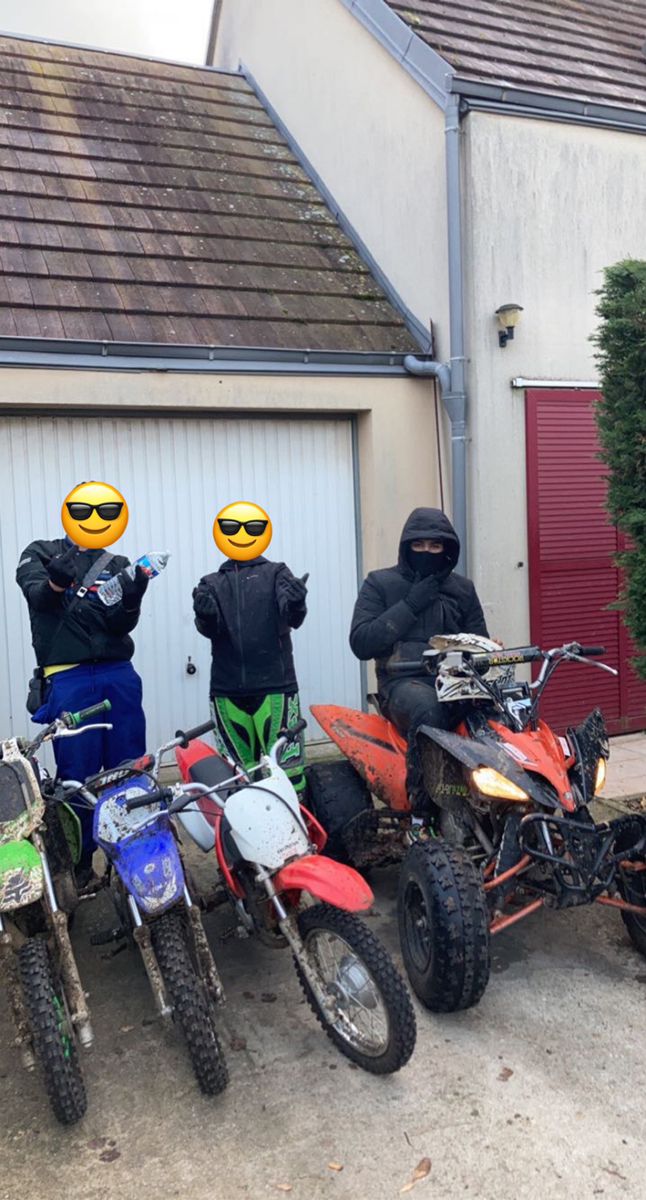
[223,766,310,869]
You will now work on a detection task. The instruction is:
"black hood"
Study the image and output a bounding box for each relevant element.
[397,508,460,578]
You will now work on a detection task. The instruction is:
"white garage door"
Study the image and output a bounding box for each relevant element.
[0,412,362,753]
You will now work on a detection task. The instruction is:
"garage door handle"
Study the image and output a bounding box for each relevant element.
[186,656,197,676]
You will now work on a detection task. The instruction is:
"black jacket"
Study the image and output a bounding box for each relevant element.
[17,537,141,668]
[193,557,307,697]
[349,508,488,694]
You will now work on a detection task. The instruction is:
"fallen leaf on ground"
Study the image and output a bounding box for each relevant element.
[119,1024,135,1034]
[275,1186,292,1193]
[261,992,278,1003]
[400,1157,432,1192]
[327,1162,344,1172]
[99,1149,121,1163]
[243,990,255,1000]
[498,1066,514,1082]
[87,1137,108,1150]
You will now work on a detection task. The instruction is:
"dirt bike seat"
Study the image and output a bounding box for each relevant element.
[189,753,238,799]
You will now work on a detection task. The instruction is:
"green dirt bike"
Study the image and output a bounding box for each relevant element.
[0,700,111,1125]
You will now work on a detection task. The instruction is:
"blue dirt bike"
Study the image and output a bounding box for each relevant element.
[59,719,228,1097]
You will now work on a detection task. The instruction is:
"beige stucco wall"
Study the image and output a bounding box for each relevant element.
[0,367,440,577]
[463,112,646,646]
[213,0,450,358]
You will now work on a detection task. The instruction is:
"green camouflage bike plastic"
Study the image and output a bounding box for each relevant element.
[0,700,111,1125]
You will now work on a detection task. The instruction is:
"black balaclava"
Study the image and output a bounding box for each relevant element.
[406,545,451,577]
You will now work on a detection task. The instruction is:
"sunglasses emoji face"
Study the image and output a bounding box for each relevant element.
[61,482,129,548]
[213,501,272,561]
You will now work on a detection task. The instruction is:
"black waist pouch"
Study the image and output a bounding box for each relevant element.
[26,668,46,716]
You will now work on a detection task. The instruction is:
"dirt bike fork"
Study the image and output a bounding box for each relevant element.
[254,864,338,1023]
[35,832,94,1050]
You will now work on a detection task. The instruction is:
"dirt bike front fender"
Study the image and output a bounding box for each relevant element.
[416,725,556,809]
[274,854,373,912]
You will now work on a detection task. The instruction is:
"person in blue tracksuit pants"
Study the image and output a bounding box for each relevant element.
[17,536,150,881]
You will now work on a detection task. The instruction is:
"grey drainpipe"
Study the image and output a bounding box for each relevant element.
[404,96,468,573]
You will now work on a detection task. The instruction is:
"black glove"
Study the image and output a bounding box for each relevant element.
[47,549,77,589]
[281,574,308,605]
[193,586,220,619]
[406,574,440,615]
[120,565,149,610]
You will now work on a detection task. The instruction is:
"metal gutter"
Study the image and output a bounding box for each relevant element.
[453,81,646,136]
[0,338,410,376]
[205,0,224,65]
[404,94,469,573]
[512,378,599,389]
[242,63,431,354]
[337,0,454,109]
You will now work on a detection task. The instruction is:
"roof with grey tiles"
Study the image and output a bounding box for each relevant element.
[389,0,646,112]
[0,35,418,352]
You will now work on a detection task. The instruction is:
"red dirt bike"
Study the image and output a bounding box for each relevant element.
[309,639,646,1013]
[165,718,416,1074]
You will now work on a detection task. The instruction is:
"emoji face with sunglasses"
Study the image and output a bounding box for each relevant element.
[61,481,129,549]
[213,501,273,561]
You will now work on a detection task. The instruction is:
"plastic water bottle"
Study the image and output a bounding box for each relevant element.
[96,552,170,606]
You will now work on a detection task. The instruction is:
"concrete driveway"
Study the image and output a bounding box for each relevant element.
[1,860,645,1200]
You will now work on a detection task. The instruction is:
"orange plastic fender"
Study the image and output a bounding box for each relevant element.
[311,704,409,811]
[273,854,374,912]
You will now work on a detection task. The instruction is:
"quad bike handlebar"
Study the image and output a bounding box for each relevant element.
[386,641,608,676]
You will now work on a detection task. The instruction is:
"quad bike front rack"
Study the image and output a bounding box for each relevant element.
[481,811,646,934]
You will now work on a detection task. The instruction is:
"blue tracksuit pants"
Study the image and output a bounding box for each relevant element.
[33,660,146,868]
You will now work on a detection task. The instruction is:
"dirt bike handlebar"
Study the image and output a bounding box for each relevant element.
[125,786,174,812]
[174,719,215,749]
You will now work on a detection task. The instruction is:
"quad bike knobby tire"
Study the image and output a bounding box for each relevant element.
[305,761,372,863]
[398,840,490,1012]
[618,868,646,958]
[18,937,87,1125]
[295,902,416,1074]
[150,909,229,1096]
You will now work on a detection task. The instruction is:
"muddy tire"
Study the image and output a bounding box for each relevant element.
[618,868,646,957]
[305,761,372,862]
[18,938,87,1125]
[295,902,416,1074]
[150,909,228,1096]
[398,840,490,1012]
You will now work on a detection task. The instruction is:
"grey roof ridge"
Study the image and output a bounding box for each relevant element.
[241,63,432,354]
[338,0,454,109]
[0,28,241,77]
[340,0,646,133]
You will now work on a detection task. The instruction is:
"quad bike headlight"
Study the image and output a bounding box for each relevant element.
[594,756,607,794]
[471,767,529,803]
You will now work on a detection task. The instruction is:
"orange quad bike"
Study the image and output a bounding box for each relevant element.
[309,637,646,1013]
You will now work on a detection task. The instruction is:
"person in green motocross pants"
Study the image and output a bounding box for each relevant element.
[192,546,308,792]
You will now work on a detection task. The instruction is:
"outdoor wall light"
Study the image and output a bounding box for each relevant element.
[495,303,524,348]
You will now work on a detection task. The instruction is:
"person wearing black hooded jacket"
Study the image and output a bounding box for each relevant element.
[193,556,308,792]
[349,507,488,815]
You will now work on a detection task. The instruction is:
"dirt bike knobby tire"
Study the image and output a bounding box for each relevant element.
[295,902,416,1074]
[150,909,229,1096]
[304,761,373,862]
[397,840,490,1012]
[18,937,87,1125]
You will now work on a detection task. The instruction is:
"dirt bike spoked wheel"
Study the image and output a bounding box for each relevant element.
[398,840,490,1012]
[150,909,229,1096]
[295,902,416,1074]
[18,937,87,1125]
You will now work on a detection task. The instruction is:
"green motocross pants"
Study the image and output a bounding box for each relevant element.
[209,690,306,793]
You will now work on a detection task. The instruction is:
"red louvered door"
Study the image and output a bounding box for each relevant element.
[526,388,646,735]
